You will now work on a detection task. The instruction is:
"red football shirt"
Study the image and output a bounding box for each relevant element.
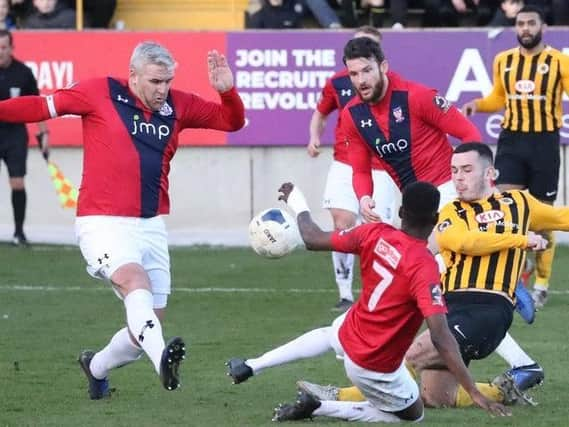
[317,69,385,170]
[333,222,447,373]
[341,73,481,200]
[0,77,244,217]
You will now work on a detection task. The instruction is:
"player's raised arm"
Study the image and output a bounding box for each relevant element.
[208,50,235,93]
[0,95,52,123]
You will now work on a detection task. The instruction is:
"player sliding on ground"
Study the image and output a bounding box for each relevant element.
[227,181,511,422]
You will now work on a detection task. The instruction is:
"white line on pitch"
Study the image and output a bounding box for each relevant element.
[0,285,569,295]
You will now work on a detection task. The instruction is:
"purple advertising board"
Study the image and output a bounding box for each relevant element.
[226,29,569,145]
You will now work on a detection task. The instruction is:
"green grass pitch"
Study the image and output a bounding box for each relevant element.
[0,244,568,426]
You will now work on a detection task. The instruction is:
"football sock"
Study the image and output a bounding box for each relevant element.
[405,360,418,381]
[338,386,365,402]
[124,289,165,375]
[495,332,535,368]
[11,189,26,235]
[455,383,503,407]
[90,327,143,380]
[435,253,447,273]
[315,401,402,422]
[246,327,332,374]
[332,252,354,301]
[535,231,554,290]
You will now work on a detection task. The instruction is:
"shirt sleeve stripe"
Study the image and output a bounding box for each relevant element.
[45,95,58,118]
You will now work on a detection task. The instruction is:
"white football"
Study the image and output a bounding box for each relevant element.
[249,208,300,258]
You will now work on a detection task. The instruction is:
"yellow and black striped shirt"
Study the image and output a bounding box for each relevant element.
[475,46,569,132]
[436,190,569,302]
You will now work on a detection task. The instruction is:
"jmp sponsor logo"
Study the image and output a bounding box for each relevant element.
[374,138,409,158]
[131,114,171,140]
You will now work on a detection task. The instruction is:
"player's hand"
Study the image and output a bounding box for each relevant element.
[527,231,548,251]
[461,101,477,117]
[360,196,381,223]
[36,131,49,161]
[470,391,511,417]
[208,50,234,93]
[278,182,294,203]
[307,137,321,157]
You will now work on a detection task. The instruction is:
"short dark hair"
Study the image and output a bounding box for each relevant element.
[343,37,385,65]
[0,30,13,46]
[401,181,440,227]
[453,142,494,165]
[516,5,545,22]
[355,25,382,41]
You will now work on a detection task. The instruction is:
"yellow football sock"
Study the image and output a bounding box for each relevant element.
[338,386,365,402]
[405,361,418,381]
[535,231,555,289]
[455,383,504,407]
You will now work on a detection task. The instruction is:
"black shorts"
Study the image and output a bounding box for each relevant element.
[445,292,513,365]
[495,129,560,202]
[0,130,28,178]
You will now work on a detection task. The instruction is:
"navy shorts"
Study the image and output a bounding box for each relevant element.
[495,129,560,202]
[445,292,513,365]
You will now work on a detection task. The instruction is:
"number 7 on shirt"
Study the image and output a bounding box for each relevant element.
[367,261,394,311]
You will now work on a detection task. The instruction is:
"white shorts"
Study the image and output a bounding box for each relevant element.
[371,169,401,225]
[329,312,348,358]
[343,355,419,412]
[75,216,171,307]
[322,161,400,224]
[437,180,457,209]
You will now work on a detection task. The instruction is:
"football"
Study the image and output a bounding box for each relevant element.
[249,208,300,258]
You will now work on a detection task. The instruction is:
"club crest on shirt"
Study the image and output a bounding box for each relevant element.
[498,197,513,205]
[430,283,444,306]
[392,106,404,123]
[437,219,452,233]
[159,102,173,116]
[433,95,451,113]
[537,63,549,74]
[475,210,505,224]
[374,238,401,269]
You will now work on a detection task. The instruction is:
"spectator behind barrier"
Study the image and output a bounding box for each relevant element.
[22,0,78,29]
[0,0,16,29]
[488,0,524,26]
[246,0,341,29]
[246,0,304,29]
[61,0,117,28]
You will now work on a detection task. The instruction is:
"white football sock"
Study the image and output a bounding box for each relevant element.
[495,332,535,368]
[315,401,402,423]
[332,252,354,301]
[435,253,447,273]
[124,289,165,374]
[246,327,333,374]
[90,327,144,379]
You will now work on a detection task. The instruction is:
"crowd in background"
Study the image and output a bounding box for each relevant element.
[0,0,116,29]
[0,0,567,31]
[246,0,569,29]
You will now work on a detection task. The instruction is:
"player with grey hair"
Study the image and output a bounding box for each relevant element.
[0,40,245,398]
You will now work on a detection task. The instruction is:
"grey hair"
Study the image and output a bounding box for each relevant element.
[130,41,175,73]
